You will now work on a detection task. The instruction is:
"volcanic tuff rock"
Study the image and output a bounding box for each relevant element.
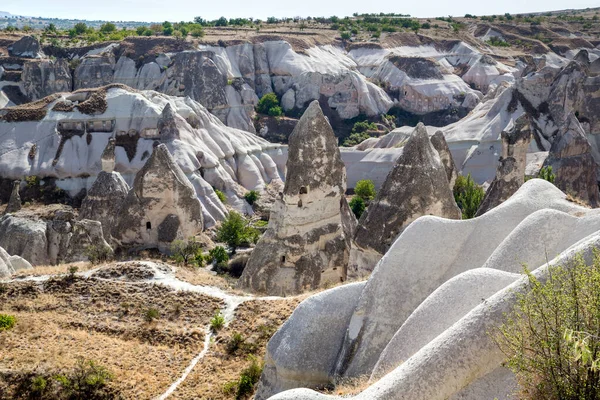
[8,36,44,59]
[4,180,21,214]
[79,171,130,237]
[429,130,458,189]
[111,144,204,251]
[238,101,356,295]
[0,208,112,266]
[348,123,461,278]
[21,59,72,101]
[256,282,366,399]
[476,114,533,216]
[543,113,600,207]
[263,180,600,400]
[0,246,31,278]
[0,86,285,225]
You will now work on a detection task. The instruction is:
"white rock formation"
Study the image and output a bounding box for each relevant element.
[348,123,461,277]
[239,101,356,295]
[111,144,204,251]
[260,179,600,399]
[0,246,31,278]
[0,85,285,226]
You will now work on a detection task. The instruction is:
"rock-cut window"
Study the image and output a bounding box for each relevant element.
[146,221,152,230]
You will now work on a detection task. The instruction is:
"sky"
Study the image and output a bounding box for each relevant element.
[2,0,599,22]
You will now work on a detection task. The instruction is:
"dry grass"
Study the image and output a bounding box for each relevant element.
[0,269,223,399]
[321,376,373,396]
[174,265,236,291]
[11,261,92,278]
[170,297,304,399]
[566,193,592,208]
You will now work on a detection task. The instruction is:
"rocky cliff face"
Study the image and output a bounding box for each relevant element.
[476,114,533,216]
[239,101,356,295]
[112,144,204,251]
[348,123,461,277]
[543,112,600,207]
[79,171,130,237]
[0,85,284,226]
[22,59,72,101]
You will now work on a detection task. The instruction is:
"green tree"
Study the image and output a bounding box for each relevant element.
[244,190,259,205]
[453,174,484,219]
[495,253,600,399]
[136,26,147,35]
[170,237,203,266]
[73,22,88,35]
[349,196,366,219]
[216,212,260,252]
[354,179,376,201]
[100,22,116,33]
[539,165,556,184]
[256,93,280,115]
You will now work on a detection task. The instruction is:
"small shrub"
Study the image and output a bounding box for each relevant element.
[236,356,264,399]
[495,253,600,399]
[29,376,48,396]
[216,212,260,252]
[69,358,113,398]
[68,266,79,279]
[354,179,376,201]
[0,314,16,331]
[226,332,245,354]
[210,311,225,331]
[539,165,556,184]
[349,196,366,219]
[0,282,7,295]
[267,106,283,117]
[453,174,485,219]
[209,246,230,265]
[170,238,203,266]
[256,93,280,115]
[486,36,511,47]
[85,244,112,264]
[214,189,227,204]
[244,190,259,205]
[144,307,160,323]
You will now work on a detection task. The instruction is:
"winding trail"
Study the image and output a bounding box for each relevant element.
[3,261,284,399]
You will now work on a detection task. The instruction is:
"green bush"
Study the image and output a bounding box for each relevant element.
[267,106,283,117]
[99,22,116,33]
[256,93,280,115]
[354,179,376,201]
[236,356,264,399]
[170,237,203,266]
[216,212,260,252]
[144,307,160,323]
[0,314,16,331]
[244,190,260,205]
[495,253,600,399]
[85,244,112,265]
[210,311,225,331]
[69,358,113,398]
[214,189,227,204]
[486,36,511,47]
[209,246,230,265]
[453,174,485,219]
[349,196,366,219]
[226,332,245,354]
[539,165,556,184]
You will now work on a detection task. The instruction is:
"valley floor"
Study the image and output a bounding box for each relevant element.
[0,261,303,399]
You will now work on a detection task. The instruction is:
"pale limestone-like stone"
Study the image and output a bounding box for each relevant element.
[476,114,532,216]
[239,101,356,295]
[348,123,461,278]
[112,144,204,251]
